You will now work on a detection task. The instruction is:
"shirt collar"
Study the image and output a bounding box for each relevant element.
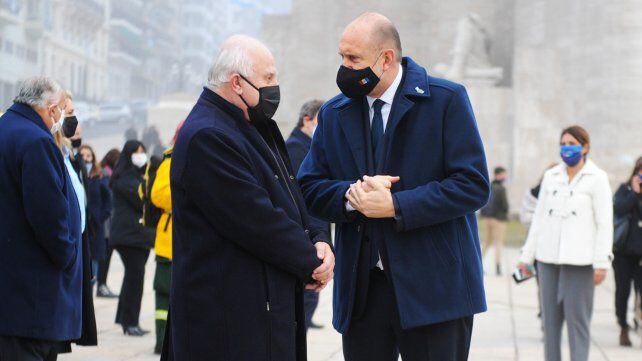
[366,64,404,108]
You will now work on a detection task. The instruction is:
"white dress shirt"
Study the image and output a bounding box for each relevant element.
[345,65,404,269]
[365,65,404,130]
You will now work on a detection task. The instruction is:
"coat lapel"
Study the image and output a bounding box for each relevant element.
[380,58,431,173]
[336,98,368,176]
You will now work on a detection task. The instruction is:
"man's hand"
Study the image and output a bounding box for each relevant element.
[346,179,396,218]
[360,175,400,192]
[306,242,335,292]
[594,268,607,285]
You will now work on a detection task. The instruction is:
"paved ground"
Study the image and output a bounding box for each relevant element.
[60,247,642,361]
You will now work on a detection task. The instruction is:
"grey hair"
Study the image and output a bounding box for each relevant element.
[13,76,63,108]
[297,99,324,128]
[207,43,255,88]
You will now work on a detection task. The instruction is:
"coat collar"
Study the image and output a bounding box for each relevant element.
[334,57,431,174]
[550,158,600,185]
[7,102,51,135]
[288,127,311,147]
[551,158,599,175]
[198,86,246,123]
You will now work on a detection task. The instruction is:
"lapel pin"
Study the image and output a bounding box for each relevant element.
[415,86,425,94]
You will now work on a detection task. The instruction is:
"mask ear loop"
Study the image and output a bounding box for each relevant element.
[236,73,259,110]
[372,51,387,79]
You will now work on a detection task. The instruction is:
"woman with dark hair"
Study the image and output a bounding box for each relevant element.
[612,156,642,346]
[110,140,155,336]
[96,148,121,298]
[517,125,613,361]
[78,145,112,288]
[101,148,121,177]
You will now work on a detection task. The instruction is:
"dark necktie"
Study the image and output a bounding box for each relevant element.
[371,99,385,169]
[369,99,385,269]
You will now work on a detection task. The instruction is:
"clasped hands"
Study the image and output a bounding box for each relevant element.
[304,175,399,292]
[346,175,400,218]
[306,242,334,292]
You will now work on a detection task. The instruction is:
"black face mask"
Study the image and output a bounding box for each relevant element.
[62,116,78,138]
[238,74,280,124]
[336,53,383,98]
[71,138,82,148]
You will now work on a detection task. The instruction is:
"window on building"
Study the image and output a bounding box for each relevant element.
[4,40,14,55]
[26,49,37,63]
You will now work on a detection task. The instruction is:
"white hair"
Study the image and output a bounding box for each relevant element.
[13,76,63,109]
[207,35,267,88]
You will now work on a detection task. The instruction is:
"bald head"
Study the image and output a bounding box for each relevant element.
[343,12,402,62]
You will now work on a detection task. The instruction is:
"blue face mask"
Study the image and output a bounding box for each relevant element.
[560,145,583,166]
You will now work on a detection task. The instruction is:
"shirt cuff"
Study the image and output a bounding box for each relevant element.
[345,189,356,212]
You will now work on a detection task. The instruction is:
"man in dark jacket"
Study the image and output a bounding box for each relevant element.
[162,35,335,361]
[298,13,489,361]
[286,99,328,330]
[0,77,86,359]
[480,166,509,275]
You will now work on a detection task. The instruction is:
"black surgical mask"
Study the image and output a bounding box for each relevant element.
[62,116,78,138]
[71,138,82,148]
[238,74,280,124]
[336,53,383,98]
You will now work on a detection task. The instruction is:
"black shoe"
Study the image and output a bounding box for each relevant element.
[308,321,324,329]
[96,284,118,298]
[123,326,150,336]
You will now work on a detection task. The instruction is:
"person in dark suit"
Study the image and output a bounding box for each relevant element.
[286,99,328,330]
[161,35,334,361]
[298,13,490,361]
[0,77,87,360]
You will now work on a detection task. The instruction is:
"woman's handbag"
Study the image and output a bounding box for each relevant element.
[613,213,631,251]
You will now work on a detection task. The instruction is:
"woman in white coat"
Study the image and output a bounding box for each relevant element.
[517,125,613,361]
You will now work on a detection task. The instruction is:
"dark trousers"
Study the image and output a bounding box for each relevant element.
[613,253,642,328]
[154,257,171,353]
[97,245,114,285]
[342,269,474,361]
[115,246,150,327]
[304,289,320,330]
[0,336,67,361]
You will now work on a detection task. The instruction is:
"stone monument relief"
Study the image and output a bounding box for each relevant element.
[435,13,503,86]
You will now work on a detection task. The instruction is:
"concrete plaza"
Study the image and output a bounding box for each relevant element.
[60,248,642,361]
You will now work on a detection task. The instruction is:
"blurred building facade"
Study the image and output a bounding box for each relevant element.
[0,0,290,107]
[0,0,109,106]
[262,0,642,211]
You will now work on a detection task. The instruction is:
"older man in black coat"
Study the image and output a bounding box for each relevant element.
[162,35,335,361]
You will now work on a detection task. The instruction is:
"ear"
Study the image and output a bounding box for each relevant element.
[382,49,395,71]
[230,74,243,94]
[582,144,590,155]
[302,115,311,124]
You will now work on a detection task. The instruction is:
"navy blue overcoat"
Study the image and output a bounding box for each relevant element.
[0,103,83,341]
[298,57,490,333]
[163,88,329,361]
